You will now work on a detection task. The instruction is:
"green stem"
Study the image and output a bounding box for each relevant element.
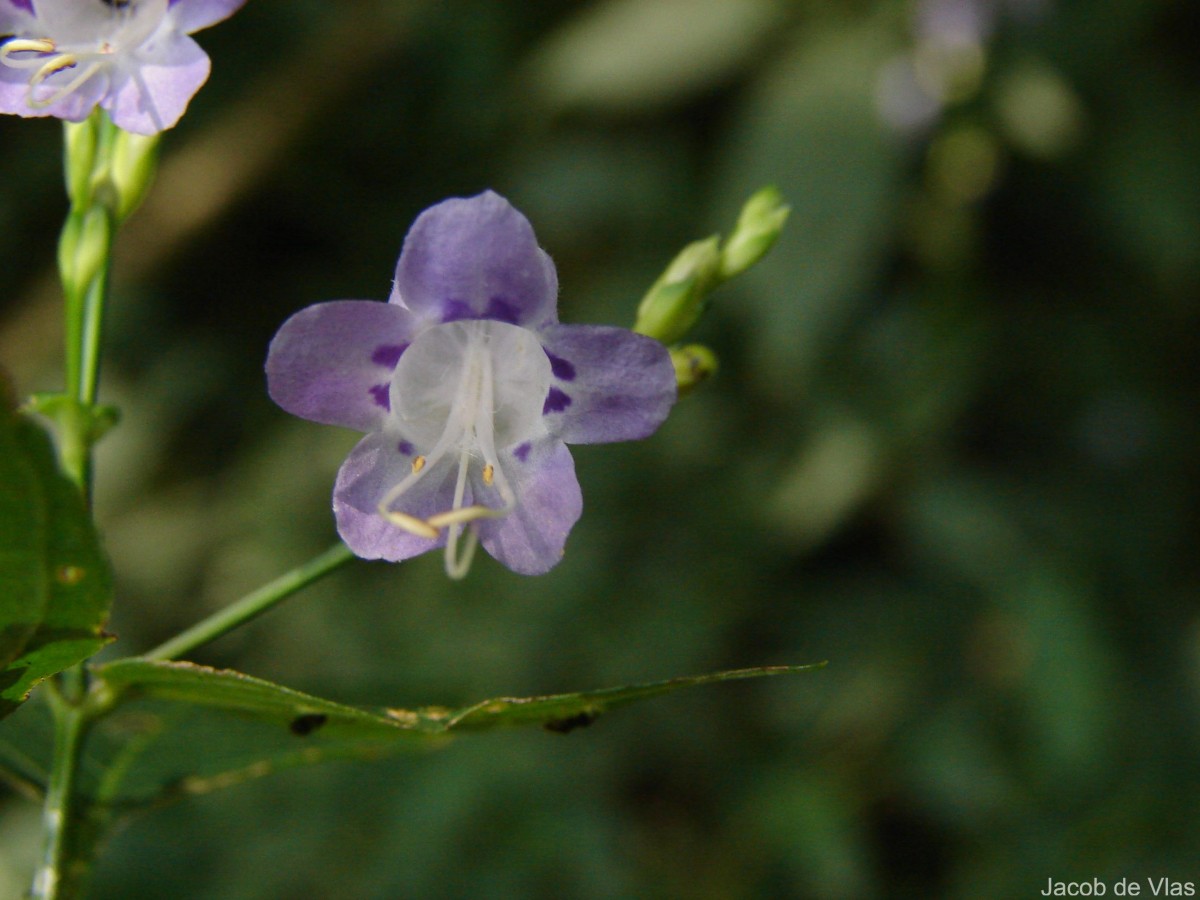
[29,112,158,900]
[76,261,110,410]
[33,689,91,900]
[142,542,356,662]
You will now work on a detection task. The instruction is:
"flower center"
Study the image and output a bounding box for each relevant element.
[376,319,551,577]
[0,0,168,110]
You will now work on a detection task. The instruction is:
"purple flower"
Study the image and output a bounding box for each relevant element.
[267,192,677,577]
[0,0,245,134]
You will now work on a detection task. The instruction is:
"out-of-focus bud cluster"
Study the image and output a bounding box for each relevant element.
[874,0,1083,268]
[875,0,1081,152]
[634,187,789,394]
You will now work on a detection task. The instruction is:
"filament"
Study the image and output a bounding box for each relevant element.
[374,324,522,576]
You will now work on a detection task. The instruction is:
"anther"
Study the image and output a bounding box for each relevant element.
[0,39,58,61]
[427,504,504,530]
[378,508,439,539]
[412,455,426,474]
[482,464,494,486]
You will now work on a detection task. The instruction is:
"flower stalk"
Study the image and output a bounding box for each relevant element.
[27,109,161,899]
[142,542,357,662]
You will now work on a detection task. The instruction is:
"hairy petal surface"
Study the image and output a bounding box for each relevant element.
[267,300,419,433]
[477,438,582,575]
[104,32,210,134]
[538,323,677,444]
[392,191,558,328]
[333,432,454,562]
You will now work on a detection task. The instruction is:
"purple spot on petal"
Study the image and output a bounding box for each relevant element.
[397,440,414,456]
[513,442,532,462]
[485,296,520,324]
[545,350,576,381]
[440,296,523,325]
[371,343,407,368]
[8,0,33,11]
[543,387,572,414]
[369,384,391,411]
[440,299,475,323]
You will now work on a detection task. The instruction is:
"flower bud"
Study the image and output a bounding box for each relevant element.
[109,127,160,222]
[634,235,721,344]
[670,344,719,396]
[719,186,790,281]
[58,207,113,302]
[63,114,100,210]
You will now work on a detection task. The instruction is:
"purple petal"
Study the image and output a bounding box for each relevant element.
[102,34,210,134]
[0,1,33,29]
[477,439,581,575]
[334,432,456,563]
[537,324,676,444]
[167,0,247,34]
[0,59,107,123]
[267,300,419,432]
[0,73,40,121]
[391,191,558,328]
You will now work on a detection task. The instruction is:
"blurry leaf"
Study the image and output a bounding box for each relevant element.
[1093,91,1200,295]
[0,393,113,720]
[900,475,1119,789]
[768,411,882,550]
[716,14,905,389]
[524,0,784,113]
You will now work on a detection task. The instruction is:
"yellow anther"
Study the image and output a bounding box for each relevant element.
[378,508,439,539]
[411,455,426,474]
[426,504,503,530]
[1,38,57,57]
[482,464,494,486]
[34,54,78,80]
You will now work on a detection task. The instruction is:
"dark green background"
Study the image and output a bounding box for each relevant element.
[2,0,1199,896]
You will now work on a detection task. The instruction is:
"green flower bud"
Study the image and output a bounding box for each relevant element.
[719,185,790,281]
[58,208,113,303]
[634,235,721,344]
[62,113,101,210]
[109,127,160,223]
[670,344,719,396]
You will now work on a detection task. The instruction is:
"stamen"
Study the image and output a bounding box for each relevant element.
[442,444,473,577]
[427,503,506,530]
[378,508,439,540]
[443,527,479,580]
[28,57,103,109]
[374,321,537,574]
[0,39,57,67]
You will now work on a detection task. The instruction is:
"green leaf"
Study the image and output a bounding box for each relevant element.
[0,391,114,719]
[67,659,824,814]
[95,658,825,736]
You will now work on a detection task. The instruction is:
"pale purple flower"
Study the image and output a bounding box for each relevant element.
[267,192,677,578]
[0,0,245,134]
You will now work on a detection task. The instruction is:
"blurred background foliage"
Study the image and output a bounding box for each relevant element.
[2,0,1199,896]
